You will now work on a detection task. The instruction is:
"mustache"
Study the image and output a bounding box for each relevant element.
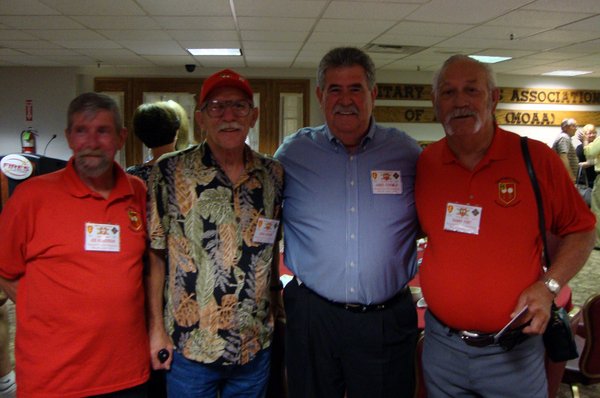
[78,149,107,158]
[333,104,359,114]
[445,108,478,124]
[217,122,244,131]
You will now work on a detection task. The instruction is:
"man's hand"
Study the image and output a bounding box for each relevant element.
[149,327,174,370]
[270,289,286,323]
[511,281,555,335]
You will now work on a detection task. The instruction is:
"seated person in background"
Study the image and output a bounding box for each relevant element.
[126,102,180,183]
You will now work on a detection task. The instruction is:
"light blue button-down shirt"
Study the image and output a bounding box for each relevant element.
[274,118,422,304]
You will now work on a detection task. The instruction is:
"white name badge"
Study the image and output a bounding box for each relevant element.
[252,218,280,244]
[444,203,482,235]
[85,223,121,252]
[371,170,403,194]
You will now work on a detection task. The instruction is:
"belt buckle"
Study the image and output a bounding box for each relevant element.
[459,331,495,347]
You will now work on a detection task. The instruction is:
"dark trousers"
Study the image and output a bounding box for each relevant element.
[284,278,418,398]
[88,382,149,398]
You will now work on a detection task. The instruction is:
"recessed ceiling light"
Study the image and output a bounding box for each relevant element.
[541,70,592,76]
[188,48,241,56]
[468,55,512,64]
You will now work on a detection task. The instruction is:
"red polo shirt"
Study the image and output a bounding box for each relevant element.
[0,158,150,398]
[416,126,595,332]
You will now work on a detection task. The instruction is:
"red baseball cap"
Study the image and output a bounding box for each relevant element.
[199,69,253,105]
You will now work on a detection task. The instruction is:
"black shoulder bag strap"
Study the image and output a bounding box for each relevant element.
[520,136,551,268]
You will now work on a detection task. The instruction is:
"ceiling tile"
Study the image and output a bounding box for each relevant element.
[98,30,173,41]
[155,16,236,30]
[71,16,161,30]
[0,16,85,30]
[322,1,420,20]
[117,41,189,55]
[169,30,239,42]
[238,17,313,31]
[241,30,307,42]
[234,0,326,18]
[0,0,61,15]
[407,0,533,24]
[135,0,232,16]
[39,0,145,15]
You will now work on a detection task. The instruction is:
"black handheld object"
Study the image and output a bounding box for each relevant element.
[158,349,170,363]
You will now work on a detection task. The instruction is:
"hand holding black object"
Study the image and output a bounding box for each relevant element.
[158,349,170,363]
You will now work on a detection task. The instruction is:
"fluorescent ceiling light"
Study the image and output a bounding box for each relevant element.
[188,48,241,56]
[541,70,592,76]
[468,55,512,64]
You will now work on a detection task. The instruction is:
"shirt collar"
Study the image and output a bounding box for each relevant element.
[441,122,509,167]
[62,157,134,200]
[324,116,376,152]
[201,141,264,176]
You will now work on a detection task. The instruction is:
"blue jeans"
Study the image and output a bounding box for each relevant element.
[166,348,271,398]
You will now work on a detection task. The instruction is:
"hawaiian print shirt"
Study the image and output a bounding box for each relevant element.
[148,142,284,366]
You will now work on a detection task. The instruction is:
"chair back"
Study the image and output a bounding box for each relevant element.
[580,293,600,378]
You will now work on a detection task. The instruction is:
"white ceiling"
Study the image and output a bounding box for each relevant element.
[1,0,600,77]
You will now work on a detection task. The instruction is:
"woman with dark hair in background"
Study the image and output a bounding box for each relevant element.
[126,101,180,183]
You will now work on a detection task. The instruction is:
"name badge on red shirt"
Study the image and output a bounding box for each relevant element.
[85,223,121,252]
[444,203,482,235]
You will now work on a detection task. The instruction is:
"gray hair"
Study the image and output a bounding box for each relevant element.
[432,55,497,96]
[317,47,376,90]
[561,118,576,130]
[67,92,123,133]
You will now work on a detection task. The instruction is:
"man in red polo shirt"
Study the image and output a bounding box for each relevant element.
[0,93,150,398]
[416,55,595,397]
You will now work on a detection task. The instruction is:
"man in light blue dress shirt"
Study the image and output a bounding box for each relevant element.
[274,47,422,398]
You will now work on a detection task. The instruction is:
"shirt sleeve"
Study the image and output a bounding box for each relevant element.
[0,186,31,280]
[147,164,167,250]
[555,135,570,154]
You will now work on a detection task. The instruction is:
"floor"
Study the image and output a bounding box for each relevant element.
[4,250,600,397]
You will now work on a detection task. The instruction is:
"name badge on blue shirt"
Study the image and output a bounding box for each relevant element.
[371,170,403,194]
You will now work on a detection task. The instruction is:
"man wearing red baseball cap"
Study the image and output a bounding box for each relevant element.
[146,69,285,398]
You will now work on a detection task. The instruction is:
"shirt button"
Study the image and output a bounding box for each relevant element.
[350,156,354,161]
[350,288,355,293]
[350,181,355,186]
[351,207,355,212]
[350,262,355,267]
[351,234,355,239]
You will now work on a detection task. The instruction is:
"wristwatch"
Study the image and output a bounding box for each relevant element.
[544,277,561,296]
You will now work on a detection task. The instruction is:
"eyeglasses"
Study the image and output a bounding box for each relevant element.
[201,100,253,118]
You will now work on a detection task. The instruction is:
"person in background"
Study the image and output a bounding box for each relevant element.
[552,118,579,183]
[580,124,598,188]
[274,46,421,398]
[583,124,600,249]
[126,101,181,398]
[146,69,284,398]
[126,102,180,184]
[0,92,150,398]
[0,292,15,398]
[416,54,595,398]
[167,100,194,151]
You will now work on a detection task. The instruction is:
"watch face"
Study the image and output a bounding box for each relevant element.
[546,278,560,293]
